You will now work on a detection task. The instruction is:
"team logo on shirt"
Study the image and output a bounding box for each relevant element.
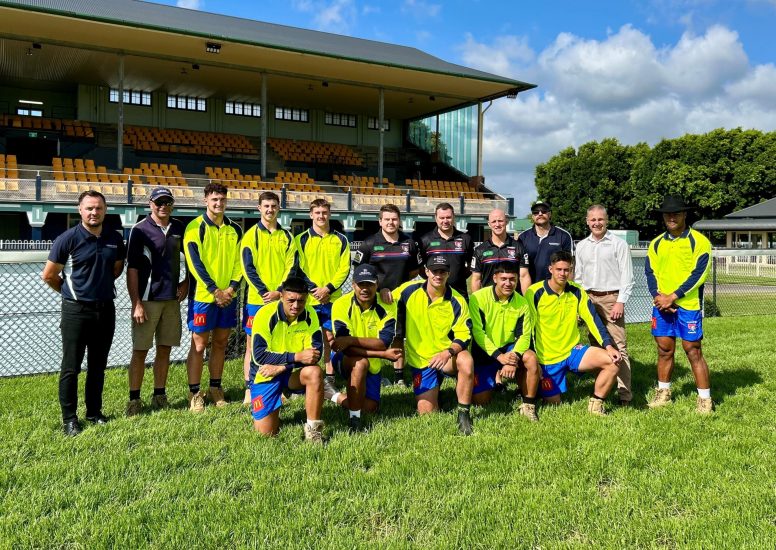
[401,242,410,253]
[454,239,463,250]
[193,313,207,327]
[507,247,516,258]
[252,395,264,412]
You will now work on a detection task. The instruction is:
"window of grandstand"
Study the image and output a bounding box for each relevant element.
[109,88,152,106]
[167,94,207,112]
[16,108,43,117]
[324,112,356,128]
[225,101,261,117]
[275,106,309,122]
[367,117,390,131]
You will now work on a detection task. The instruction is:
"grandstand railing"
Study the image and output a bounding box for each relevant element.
[1,247,774,377]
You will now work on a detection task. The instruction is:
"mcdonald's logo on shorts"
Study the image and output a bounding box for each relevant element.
[252,395,264,412]
[193,313,207,327]
[413,373,422,389]
[651,317,657,329]
[246,316,254,329]
[541,378,554,391]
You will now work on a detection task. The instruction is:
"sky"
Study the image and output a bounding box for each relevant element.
[153,0,776,213]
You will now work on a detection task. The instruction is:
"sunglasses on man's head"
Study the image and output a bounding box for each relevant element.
[532,208,549,215]
[153,199,174,207]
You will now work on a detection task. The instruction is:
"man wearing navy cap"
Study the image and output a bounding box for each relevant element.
[42,190,126,436]
[125,187,188,416]
[518,200,574,283]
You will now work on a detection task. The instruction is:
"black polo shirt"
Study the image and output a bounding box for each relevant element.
[126,215,185,301]
[419,227,474,296]
[354,230,421,291]
[517,225,574,283]
[48,224,126,302]
[472,236,529,287]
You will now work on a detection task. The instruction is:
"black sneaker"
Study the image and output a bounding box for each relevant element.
[86,413,109,425]
[457,410,473,436]
[63,419,81,437]
[348,416,363,433]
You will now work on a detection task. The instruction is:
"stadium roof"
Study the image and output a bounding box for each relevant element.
[694,197,776,231]
[0,0,536,118]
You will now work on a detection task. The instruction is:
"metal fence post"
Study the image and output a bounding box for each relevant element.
[35,172,42,202]
[713,254,717,304]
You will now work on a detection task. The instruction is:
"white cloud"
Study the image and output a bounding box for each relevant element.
[292,0,357,33]
[402,0,441,18]
[457,24,776,214]
[176,0,202,9]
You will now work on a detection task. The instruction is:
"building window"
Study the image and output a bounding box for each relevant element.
[16,108,43,117]
[167,94,206,112]
[324,112,356,128]
[368,117,390,131]
[275,106,309,122]
[109,88,151,106]
[226,101,261,117]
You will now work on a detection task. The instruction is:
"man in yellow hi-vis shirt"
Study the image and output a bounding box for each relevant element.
[645,195,713,413]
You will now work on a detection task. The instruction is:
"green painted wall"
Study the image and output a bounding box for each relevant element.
[1,85,76,119]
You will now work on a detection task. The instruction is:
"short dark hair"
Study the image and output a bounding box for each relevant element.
[435,202,455,214]
[281,276,310,294]
[549,250,574,265]
[78,190,106,204]
[309,198,330,211]
[204,183,228,197]
[379,204,401,218]
[258,191,280,205]
[492,262,519,275]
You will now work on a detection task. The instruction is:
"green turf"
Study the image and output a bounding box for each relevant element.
[1,317,775,548]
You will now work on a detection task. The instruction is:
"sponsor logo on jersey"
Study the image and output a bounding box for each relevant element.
[430,241,441,246]
[454,239,463,250]
[193,313,207,327]
[483,250,494,257]
[374,245,385,251]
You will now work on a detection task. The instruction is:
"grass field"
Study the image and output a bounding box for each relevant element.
[1,316,775,548]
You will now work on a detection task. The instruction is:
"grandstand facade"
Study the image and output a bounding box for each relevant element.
[0,0,535,242]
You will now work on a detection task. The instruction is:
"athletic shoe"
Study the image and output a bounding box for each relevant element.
[648,388,673,409]
[348,416,363,434]
[150,394,168,410]
[323,376,338,401]
[303,422,324,445]
[457,410,474,436]
[519,403,539,422]
[188,391,206,413]
[63,419,81,437]
[243,388,251,406]
[206,387,228,408]
[126,398,142,417]
[696,396,714,414]
[588,397,607,417]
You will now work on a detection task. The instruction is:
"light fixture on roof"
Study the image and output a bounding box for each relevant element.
[32,42,42,50]
[322,81,329,88]
[429,95,436,101]
[506,89,519,99]
[19,99,44,105]
[192,63,200,70]
[205,42,221,54]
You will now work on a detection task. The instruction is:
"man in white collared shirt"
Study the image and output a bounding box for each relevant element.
[574,204,635,405]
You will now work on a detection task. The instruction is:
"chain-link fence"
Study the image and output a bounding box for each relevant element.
[1,248,774,377]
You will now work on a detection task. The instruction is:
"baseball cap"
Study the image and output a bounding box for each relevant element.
[426,255,451,272]
[353,264,379,284]
[531,200,551,212]
[150,187,174,202]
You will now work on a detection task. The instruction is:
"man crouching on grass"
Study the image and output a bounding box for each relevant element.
[249,277,324,443]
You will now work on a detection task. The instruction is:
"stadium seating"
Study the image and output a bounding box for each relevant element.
[404,178,486,199]
[267,138,363,166]
[0,115,94,138]
[124,125,257,156]
[333,174,402,196]
[0,154,20,191]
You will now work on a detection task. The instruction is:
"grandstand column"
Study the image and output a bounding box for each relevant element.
[378,88,384,184]
[261,72,267,179]
[455,218,469,233]
[119,208,138,241]
[506,197,515,217]
[342,214,358,241]
[117,54,125,171]
[401,216,416,237]
[279,212,293,229]
[25,206,47,241]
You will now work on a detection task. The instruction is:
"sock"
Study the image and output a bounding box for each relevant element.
[457,403,471,413]
[209,378,222,389]
[592,394,605,401]
[394,368,403,381]
[306,419,323,428]
[331,392,342,404]
[523,396,537,405]
[349,409,361,418]
[153,387,166,396]
[129,389,141,401]
[697,388,711,399]
[658,381,671,390]
[245,379,251,390]
[189,384,200,394]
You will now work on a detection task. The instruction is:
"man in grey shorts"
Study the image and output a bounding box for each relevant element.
[125,187,188,415]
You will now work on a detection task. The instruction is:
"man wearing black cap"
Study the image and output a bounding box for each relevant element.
[645,195,714,413]
[125,187,188,416]
[328,263,403,432]
[395,255,475,435]
[42,190,126,436]
[518,200,574,283]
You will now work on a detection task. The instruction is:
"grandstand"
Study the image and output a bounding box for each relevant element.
[0,0,535,242]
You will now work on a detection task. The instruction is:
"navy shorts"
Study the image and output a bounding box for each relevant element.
[473,360,500,395]
[651,307,703,341]
[187,300,238,333]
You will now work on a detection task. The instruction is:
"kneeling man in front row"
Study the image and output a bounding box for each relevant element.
[249,277,325,443]
[524,251,621,415]
[395,255,475,435]
[328,264,403,432]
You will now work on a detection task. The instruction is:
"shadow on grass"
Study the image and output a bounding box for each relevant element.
[677,367,762,404]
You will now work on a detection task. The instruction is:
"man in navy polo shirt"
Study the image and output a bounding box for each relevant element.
[518,200,574,283]
[471,208,531,294]
[419,202,474,298]
[125,187,188,417]
[42,190,126,436]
